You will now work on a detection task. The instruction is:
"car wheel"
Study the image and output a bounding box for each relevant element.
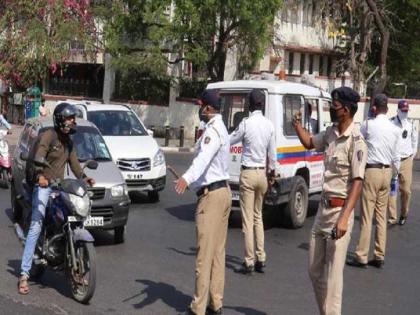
[114,226,125,244]
[148,191,159,203]
[283,176,308,229]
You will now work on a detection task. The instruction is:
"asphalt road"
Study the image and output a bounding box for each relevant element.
[1,152,420,314]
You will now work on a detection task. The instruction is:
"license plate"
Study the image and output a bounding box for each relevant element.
[84,216,104,227]
[232,191,240,201]
[125,172,142,180]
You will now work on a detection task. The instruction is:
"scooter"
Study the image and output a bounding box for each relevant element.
[0,129,12,188]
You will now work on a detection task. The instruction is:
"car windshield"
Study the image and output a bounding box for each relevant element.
[87,110,147,136]
[71,126,112,162]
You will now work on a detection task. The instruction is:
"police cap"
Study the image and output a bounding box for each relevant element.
[331,87,360,107]
[200,89,221,110]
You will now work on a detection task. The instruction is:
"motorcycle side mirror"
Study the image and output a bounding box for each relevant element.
[20,151,29,161]
[34,156,52,169]
[84,160,98,170]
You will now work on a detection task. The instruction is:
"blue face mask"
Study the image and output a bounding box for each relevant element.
[398,110,408,120]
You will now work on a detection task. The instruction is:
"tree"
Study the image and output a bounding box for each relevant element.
[101,0,283,82]
[0,0,98,89]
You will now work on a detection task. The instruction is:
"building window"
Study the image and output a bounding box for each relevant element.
[300,53,306,74]
[327,56,333,77]
[288,51,294,75]
[309,54,314,74]
[319,55,324,76]
[303,0,313,26]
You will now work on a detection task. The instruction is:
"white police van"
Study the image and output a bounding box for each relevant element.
[206,80,332,228]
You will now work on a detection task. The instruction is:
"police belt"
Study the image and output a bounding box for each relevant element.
[322,195,346,208]
[366,163,390,169]
[241,166,265,170]
[401,155,412,161]
[196,180,228,197]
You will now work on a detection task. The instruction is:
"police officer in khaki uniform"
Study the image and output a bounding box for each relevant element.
[347,94,400,269]
[175,90,231,315]
[229,89,276,274]
[293,87,367,315]
[388,100,418,226]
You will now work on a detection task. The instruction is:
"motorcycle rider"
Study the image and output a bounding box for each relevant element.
[0,108,12,132]
[18,103,95,295]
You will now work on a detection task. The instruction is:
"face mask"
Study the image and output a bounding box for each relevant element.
[398,110,408,120]
[329,107,339,123]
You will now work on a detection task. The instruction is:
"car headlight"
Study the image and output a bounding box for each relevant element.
[153,149,165,167]
[69,194,90,217]
[111,184,127,198]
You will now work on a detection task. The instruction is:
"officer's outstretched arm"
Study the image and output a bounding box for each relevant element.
[292,112,314,150]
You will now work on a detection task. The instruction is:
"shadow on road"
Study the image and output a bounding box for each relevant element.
[224,306,268,315]
[165,203,196,222]
[167,246,243,272]
[122,279,190,312]
[129,191,158,204]
[6,259,72,299]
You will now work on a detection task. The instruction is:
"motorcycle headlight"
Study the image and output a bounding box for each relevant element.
[111,184,127,198]
[153,149,165,167]
[69,194,90,217]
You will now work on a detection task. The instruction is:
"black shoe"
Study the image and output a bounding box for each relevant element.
[399,216,407,226]
[368,259,384,269]
[346,256,367,268]
[235,263,254,275]
[255,261,266,273]
[206,307,222,314]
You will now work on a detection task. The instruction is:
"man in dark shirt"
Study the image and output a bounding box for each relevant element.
[18,103,94,295]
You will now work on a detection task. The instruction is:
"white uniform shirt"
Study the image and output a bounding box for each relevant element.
[391,115,418,158]
[229,110,277,171]
[183,114,230,190]
[360,114,401,175]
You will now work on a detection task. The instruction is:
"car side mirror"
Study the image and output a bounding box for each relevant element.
[20,151,29,161]
[84,160,98,170]
[147,129,154,137]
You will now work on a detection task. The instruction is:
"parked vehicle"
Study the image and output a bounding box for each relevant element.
[0,129,11,188]
[12,118,130,244]
[20,153,98,303]
[206,80,332,228]
[58,101,166,202]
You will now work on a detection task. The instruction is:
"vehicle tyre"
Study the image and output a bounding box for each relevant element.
[114,226,125,244]
[148,191,159,202]
[1,169,9,189]
[283,176,308,229]
[11,183,23,224]
[69,242,96,304]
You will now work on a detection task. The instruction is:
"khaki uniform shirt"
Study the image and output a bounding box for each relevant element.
[311,122,367,232]
[35,129,84,181]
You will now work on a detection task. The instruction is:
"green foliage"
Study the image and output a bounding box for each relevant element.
[0,0,98,89]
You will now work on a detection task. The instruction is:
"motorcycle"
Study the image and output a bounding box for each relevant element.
[0,129,12,188]
[19,153,100,304]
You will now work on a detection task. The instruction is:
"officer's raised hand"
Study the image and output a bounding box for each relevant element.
[175,177,188,194]
[292,111,302,128]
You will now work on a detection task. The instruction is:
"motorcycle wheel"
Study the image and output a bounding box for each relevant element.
[1,169,9,189]
[69,242,96,304]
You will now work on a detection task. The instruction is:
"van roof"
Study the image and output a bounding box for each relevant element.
[207,80,331,98]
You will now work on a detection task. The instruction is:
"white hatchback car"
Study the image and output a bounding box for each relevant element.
[59,101,166,201]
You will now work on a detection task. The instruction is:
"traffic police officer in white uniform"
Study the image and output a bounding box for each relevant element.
[347,94,400,269]
[175,89,231,315]
[388,100,418,225]
[229,89,276,274]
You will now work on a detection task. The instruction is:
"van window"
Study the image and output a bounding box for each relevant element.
[321,99,332,127]
[283,94,304,136]
[219,91,265,133]
[305,98,319,134]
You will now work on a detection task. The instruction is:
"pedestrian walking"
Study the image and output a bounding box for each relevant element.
[388,100,418,226]
[346,94,400,270]
[293,86,367,315]
[229,89,276,275]
[175,89,231,315]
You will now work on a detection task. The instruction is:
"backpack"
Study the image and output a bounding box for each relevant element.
[25,129,72,189]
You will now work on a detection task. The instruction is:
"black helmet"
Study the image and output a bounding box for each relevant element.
[53,102,77,133]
